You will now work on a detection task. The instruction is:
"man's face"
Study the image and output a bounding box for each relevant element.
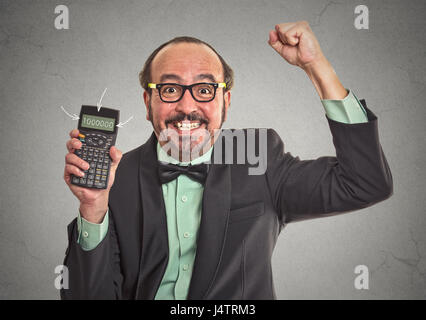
[143,42,231,160]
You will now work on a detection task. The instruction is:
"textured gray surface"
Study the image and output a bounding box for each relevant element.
[0,0,425,299]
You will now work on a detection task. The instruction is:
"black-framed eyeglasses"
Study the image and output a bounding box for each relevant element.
[148,82,227,103]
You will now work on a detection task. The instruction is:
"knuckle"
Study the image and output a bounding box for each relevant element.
[65,153,73,163]
[73,139,81,148]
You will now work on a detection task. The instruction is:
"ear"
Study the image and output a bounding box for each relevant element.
[222,90,231,122]
[143,91,151,121]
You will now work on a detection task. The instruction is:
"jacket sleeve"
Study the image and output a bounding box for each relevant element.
[266,101,393,224]
[60,208,123,299]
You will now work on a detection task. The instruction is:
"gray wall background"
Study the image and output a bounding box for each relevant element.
[0,0,425,299]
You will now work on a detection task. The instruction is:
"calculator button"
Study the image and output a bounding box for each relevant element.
[72,177,80,183]
[101,176,107,181]
[97,163,103,169]
[90,163,96,168]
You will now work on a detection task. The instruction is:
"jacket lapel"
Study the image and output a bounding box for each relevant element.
[188,133,231,299]
[135,132,169,299]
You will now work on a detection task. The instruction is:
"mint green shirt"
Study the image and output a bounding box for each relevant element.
[76,89,368,299]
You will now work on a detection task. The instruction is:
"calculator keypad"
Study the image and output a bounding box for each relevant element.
[71,132,114,189]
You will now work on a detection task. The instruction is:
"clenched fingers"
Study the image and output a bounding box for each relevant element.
[65,152,90,171]
[66,138,82,152]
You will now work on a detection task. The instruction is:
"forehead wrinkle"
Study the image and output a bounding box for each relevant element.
[159,73,217,84]
[159,74,183,83]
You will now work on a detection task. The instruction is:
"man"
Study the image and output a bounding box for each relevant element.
[62,21,392,299]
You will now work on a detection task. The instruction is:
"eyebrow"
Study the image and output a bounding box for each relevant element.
[159,73,218,83]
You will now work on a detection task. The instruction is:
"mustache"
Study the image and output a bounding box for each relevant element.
[164,112,209,126]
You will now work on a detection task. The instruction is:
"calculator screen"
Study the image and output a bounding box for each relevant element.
[81,114,115,132]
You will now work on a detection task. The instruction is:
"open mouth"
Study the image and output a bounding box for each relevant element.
[170,120,204,132]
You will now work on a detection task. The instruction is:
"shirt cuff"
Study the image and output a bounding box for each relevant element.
[321,89,368,124]
[77,210,109,251]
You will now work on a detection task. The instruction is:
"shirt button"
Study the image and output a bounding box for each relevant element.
[82,231,89,238]
[183,232,190,238]
[181,195,188,202]
[182,264,189,271]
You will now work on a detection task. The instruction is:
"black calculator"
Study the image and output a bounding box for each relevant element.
[71,105,120,189]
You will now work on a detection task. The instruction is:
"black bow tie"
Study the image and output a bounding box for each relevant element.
[158,161,209,185]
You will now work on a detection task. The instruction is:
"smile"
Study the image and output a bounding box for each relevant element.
[173,120,202,131]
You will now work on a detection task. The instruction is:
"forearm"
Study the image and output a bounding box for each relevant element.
[302,56,347,100]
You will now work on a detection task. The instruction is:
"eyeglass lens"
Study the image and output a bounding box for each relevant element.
[160,84,216,102]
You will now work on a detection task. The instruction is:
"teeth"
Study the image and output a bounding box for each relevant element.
[175,122,201,130]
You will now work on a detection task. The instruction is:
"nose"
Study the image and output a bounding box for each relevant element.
[174,87,198,115]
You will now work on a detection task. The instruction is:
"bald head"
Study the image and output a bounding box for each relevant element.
[139,36,234,92]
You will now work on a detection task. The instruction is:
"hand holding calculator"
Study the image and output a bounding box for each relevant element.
[64,105,122,223]
[70,105,120,189]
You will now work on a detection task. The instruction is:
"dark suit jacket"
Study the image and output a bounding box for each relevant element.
[61,102,393,300]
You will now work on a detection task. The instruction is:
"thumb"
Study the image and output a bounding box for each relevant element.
[109,146,123,169]
[268,30,284,55]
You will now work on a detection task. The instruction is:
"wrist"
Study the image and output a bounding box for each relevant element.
[80,202,108,224]
[301,54,329,74]
[302,56,347,100]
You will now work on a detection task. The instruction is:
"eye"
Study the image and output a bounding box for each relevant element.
[161,85,181,97]
[199,88,211,94]
[197,86,213,95]
[165,87,177,93]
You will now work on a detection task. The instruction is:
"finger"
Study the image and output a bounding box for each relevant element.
[65,152,90,171]
[66,138,82,152]
[268,30,284,54]
[64,167,71,185]
[276,24,299,46]
[69,129,80,139]
[64,163,86,178]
